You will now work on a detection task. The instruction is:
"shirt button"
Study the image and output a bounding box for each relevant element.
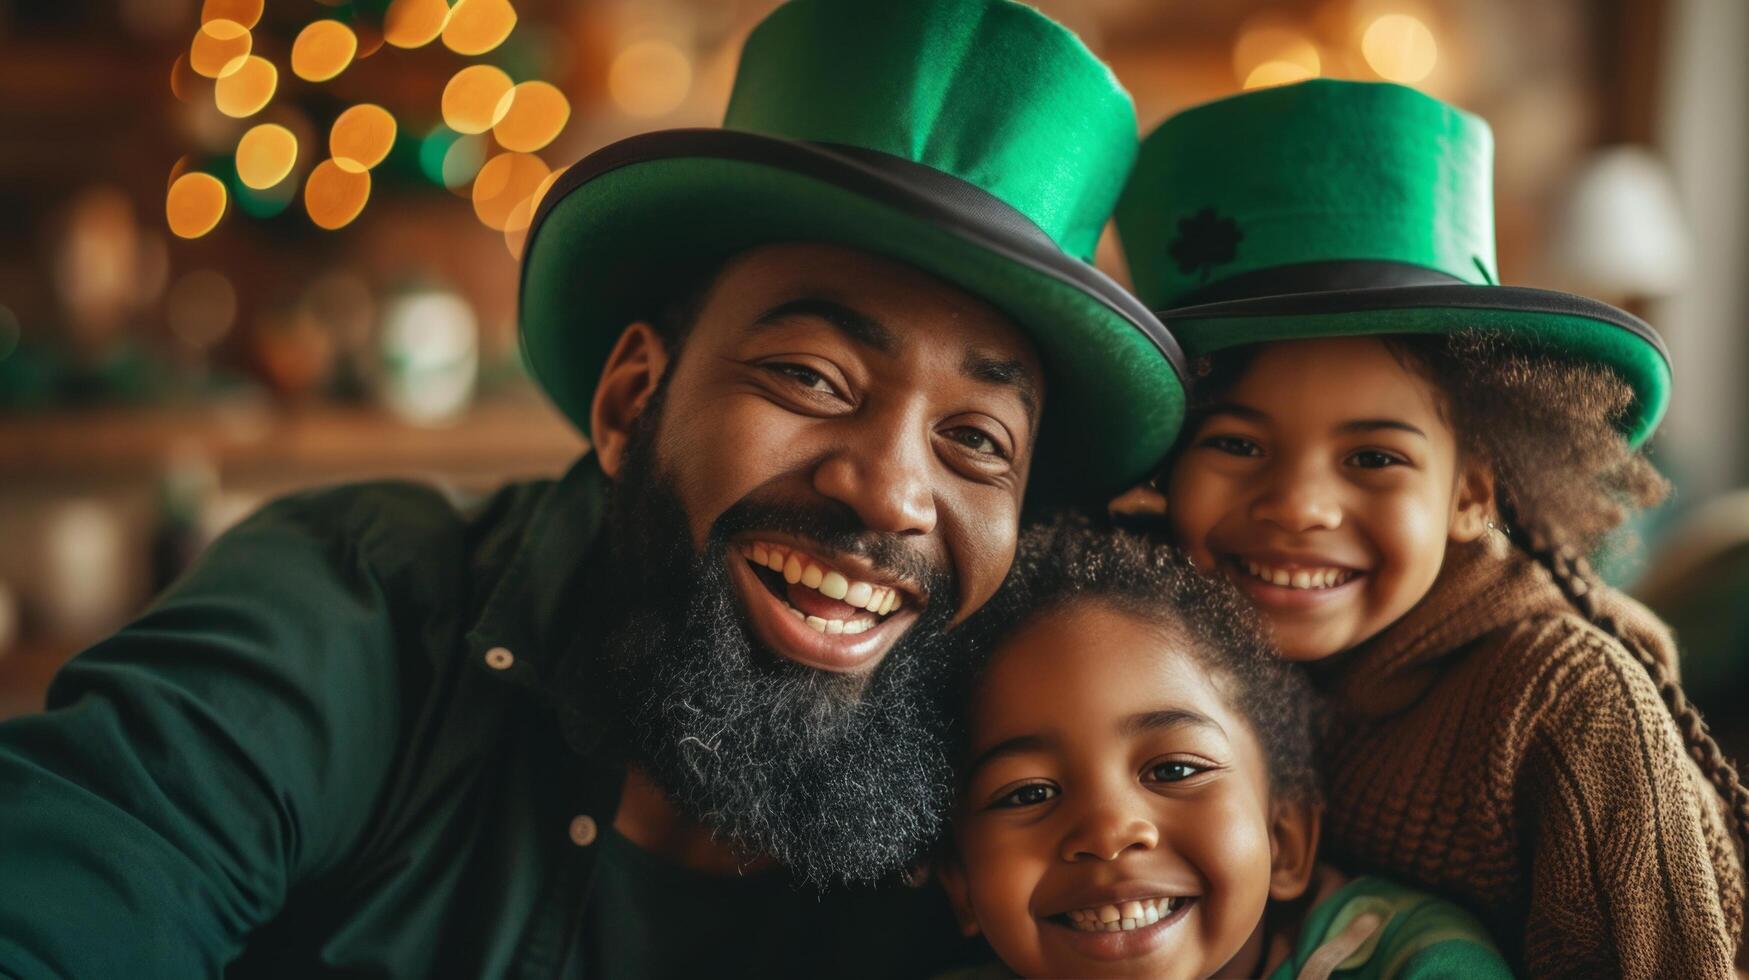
[484,646,515,670]
[569,814,598,847]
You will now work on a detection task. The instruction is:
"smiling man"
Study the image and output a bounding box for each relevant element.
[0,1,1183,977]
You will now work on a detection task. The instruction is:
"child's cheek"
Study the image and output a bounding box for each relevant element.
[959,823,1054,974]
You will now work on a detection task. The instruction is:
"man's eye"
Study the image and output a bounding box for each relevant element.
[1199,435,1261,457]
[945,426,1004,457]
[1346,449,1405,469]
[768,363,835,394]
[1142,761,1204,784]
[991,782,1059,809]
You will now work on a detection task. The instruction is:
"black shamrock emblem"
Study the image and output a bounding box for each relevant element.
[1168,207,1243,282]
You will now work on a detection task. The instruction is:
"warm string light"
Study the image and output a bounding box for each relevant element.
[165,0,584,259]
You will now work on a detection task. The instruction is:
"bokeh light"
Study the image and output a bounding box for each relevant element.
[492,80,569,153]
[471,151,548,231]
[166,171,228,238]
[384,0,450,49]
[214,54,277,118]
[170,53,211,104]
[442,64,514,134]
[200,0,262,30]
[232,168,300,218]
[165,269,238,350]
[504,167,566,259]
[442,0,517,57]
[291,20,358,82]
[354,22,386,60]
[1361,14,1438,83]
[1232,17,1320,84]
[235,123,297,189]
[330,104,397,172]
[1245,60,1319,89]
[609,40,692,118]
[305,159,372,229]
[440,134,487,192]
[189,19,251,78]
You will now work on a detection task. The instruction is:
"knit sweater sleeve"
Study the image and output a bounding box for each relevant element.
[1518,620,1738,980]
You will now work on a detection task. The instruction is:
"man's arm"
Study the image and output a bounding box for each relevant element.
[0,491,421,978]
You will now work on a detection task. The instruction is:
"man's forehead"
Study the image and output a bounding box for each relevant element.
[710,243,1040,362]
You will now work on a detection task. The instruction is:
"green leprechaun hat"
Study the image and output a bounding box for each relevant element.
[1115,78,1669,446]
[519,0,1186,500]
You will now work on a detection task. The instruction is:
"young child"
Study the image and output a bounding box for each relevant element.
[1113,79,1747,978]
[937,519,1512,979]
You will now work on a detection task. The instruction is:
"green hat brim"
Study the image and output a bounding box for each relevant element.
[520,130,1187,502]
[1164,284,1670,448]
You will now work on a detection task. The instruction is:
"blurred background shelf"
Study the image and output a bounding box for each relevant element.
[0,397,583,481]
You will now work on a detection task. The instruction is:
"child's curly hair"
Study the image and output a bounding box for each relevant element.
[1191,331,1749,863]
[954,514,1321,805]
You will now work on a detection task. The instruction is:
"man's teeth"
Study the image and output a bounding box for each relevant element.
[744,542,904,620]
[1241,559,1355,590]
[1065,897,1188,933]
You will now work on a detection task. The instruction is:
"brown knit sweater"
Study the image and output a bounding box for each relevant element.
[1314,534,1744,979]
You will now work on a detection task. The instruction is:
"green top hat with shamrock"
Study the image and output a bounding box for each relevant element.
[519,0,1186,500]
[1116,78,1669,446]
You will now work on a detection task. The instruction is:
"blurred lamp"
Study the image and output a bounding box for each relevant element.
[378,287,478,425]
[1549,146,1692,299]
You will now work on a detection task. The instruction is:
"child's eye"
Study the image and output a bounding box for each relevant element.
[990,782,1059,809]
[1346,449,1406,469]
[1142,761,1205,784]
[1198,434,1262,457]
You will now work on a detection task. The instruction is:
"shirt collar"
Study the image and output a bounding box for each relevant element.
[466,452,610,688]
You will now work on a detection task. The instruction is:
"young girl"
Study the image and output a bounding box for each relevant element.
[937,519,1512,978]
[1114,79,1746,977]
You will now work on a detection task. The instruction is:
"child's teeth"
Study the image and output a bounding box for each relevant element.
[1242,559,1352,591]
[1067,898,1182,933]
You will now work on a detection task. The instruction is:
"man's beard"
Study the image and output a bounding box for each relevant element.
[585,389,963,887]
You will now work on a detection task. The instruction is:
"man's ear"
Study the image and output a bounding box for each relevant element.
[589,322,670,478]
[1448,459,1497,544]
[934,852,982,938]
[1267,796,1320,902]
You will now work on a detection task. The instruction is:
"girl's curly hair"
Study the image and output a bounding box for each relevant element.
[1189,331,1749,866]
[954,514,1321,805]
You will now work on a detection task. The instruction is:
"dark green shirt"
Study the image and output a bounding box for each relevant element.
[0,457,972,978]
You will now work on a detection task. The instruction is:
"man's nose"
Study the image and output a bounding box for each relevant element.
[810,407,938,537]
[1060,801,1160,863]
[1249,456,1342,533]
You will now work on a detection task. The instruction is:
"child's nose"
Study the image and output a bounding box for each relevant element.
[1249,459,1343,533]
[1060,805,1160,862]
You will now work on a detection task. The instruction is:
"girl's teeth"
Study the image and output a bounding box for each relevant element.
[1243,559,1351,590]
